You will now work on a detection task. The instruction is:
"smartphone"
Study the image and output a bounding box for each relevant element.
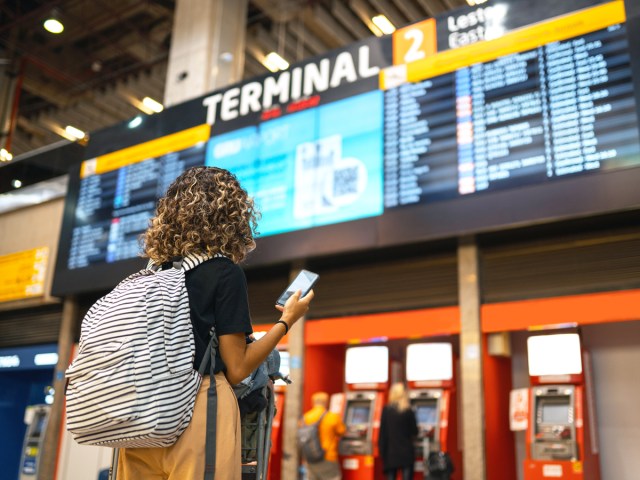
[276,269,319,306]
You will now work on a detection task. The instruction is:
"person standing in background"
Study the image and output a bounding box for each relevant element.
[302,391,346,480]
[379,382,418,480]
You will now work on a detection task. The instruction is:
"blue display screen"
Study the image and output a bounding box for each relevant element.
[348,405,371,425]
[416,404,438,426]
[206,90,384,237]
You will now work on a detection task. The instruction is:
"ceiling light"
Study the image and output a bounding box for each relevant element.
[12,179,22,189]
[142,97,164,113]
[371,15,395,35]
[0,148,12,162]
[263,52,289,72]
[128,116,143,128]
[43,11,64,34]
[65,125,86,140]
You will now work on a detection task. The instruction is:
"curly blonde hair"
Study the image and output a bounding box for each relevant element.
[142,166,260,264]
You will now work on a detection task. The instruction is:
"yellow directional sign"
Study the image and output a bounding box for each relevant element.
[0,247,49,303]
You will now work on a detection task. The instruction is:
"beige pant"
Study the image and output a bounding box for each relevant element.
[117,373,242,480]
[307,460,342,480]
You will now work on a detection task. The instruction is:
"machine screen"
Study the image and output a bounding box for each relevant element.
[347,405,371,426]
[416,404,438,426]
[541,403,570,424]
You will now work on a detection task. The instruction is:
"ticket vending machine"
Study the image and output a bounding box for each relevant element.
[406,342,461,480]
[19,404,51,480]
[339,345,389,480]
[524,333,600,480]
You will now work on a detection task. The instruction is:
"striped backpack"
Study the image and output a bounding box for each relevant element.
[65,255,214,448]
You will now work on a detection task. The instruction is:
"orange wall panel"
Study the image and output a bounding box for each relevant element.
[305,307,460,346]
[482,290,640,332]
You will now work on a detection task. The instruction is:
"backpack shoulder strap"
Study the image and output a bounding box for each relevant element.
[313,410,328,426]
[201,329,219,480]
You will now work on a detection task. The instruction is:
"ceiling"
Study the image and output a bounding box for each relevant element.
[0,0,468,158]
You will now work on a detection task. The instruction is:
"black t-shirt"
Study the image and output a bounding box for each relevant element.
[184,256,253,373]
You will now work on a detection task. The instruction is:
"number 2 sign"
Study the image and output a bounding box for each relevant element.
[393,18,437,66]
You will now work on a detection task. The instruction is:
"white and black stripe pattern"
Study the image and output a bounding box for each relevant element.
[65,254,219,448]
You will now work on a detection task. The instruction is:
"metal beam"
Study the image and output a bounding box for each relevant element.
[249,0,302,23]
[441,0,462,11]
[331,1,371,40]
[21,76,71,109]
[416,0,448,17]
[243,55,268,78]
[245,35,268,65]
[302,4,354,49]
[390,0,428,22]
[287,21,329,56]
[369,0,409,28]
[254,26,282,57]
[16,116,51,139]
[348,0,383,37]
[267,24,313,63]
[73,98,120,126]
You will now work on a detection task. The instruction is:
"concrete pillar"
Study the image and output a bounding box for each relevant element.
[164,0,248,107]
[457,237,486,480]
[282,262,306,479]
[38,296,78,480]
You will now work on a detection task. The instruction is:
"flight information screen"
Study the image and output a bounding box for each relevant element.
[52,0,640,295]
[66,126,208,270]
[384,23,640,207]
[206,90,384,236]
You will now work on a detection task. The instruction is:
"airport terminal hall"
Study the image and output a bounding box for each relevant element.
[2,0,640,479]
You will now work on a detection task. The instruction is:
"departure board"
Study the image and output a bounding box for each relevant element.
[384,23,640,207]
[67,126,208,270]
[52,0,640,296]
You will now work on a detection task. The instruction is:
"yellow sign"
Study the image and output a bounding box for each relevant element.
[0,247,49,303]
[382,1,625,87]
[80,124,211,178]
[393,18,437,66]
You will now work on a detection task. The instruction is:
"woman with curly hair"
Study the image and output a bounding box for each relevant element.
[116,166,314,479]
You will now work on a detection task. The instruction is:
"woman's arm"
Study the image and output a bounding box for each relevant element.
[219,289,314,384]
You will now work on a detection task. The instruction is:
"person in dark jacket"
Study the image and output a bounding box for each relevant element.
[378,382,418,480]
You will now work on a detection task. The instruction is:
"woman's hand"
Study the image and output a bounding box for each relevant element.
[275,289,314,330]
[220,288,315,384]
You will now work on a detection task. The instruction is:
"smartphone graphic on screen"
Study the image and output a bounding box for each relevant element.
[276,269,319,306]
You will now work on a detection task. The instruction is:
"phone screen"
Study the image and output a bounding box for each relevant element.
[276,269,319,306]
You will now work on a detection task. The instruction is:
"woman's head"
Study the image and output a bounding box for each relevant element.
[142,166,260,264]
[388,382,410,411]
